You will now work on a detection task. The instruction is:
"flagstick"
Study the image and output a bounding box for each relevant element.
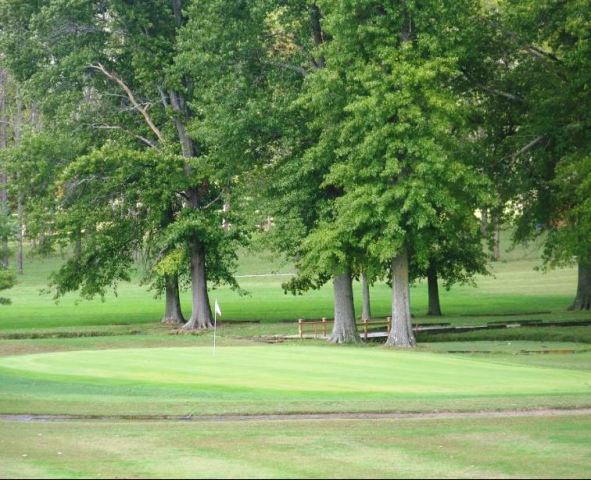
[213,307,217,355]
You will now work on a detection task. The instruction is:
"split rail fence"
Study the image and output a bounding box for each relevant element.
[297,317,392,340]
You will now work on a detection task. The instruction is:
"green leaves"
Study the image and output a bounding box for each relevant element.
[288,0,490,284]
[492,1,591,266]
[0,266,16,305]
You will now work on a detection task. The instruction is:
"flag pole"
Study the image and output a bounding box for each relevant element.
[213,299,221,355]
[213,303,217,355]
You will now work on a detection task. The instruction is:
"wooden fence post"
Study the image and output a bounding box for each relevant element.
[387,316,391,333]
[363,318,368,340]
[322,317,327,337]
[298,319,303,339]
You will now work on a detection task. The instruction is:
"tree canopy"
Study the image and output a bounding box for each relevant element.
[0,0,589,338]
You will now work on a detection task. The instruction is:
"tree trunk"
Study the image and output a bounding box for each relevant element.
[74,230,82,258]
[168,83,214,331]
[0,170,7,269]
[162,274,185,324]
[330,270,359,344]
[385,247,416,347]
[182,238,213,330]
[480,208,488,235]
[0,68,8,269]
[568,258,591,310]
[361,271,371,321]
[31,102,42,131]
[16,192,23,274]
[222,201,230,231]
[309,5,326,67]
[426,262,442,316]
[493,220,500,261]
[15,88,23,274]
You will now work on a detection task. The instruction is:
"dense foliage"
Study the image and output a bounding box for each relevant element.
[0,0,589,331]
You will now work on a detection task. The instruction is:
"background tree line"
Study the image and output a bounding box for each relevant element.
[0,0,589,346]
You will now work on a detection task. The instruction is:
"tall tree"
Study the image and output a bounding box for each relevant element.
[0,0,252,327]
[482,1,591,310]
[302,0,490,347]
[257,2,362,343]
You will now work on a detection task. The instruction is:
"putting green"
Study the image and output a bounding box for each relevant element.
[1,345,590,402]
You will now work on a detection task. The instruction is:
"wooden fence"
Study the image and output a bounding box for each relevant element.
[297,317,392,340]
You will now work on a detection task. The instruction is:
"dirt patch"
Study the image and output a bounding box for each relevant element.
[458,311,551,317]
[2,407,591,423]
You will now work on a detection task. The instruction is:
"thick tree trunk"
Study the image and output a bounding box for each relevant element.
[162,274,185,324]
[361,271,371,321]
[168,83,214,331]
[385,248,416,348]
[427,263,442,316]
[182,239,213,330]
[330,270,359,344]
[568,258,591,310]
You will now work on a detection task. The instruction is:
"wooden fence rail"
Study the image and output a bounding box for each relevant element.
[297,317,392,340]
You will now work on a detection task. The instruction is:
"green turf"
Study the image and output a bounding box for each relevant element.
[0,237,589,478]
[1,414,590,478]
[1,345,589,416]
[0,239,582,331]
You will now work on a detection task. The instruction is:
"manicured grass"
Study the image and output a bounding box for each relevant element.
[1,345,590,416]
[0,238,589,478]
[1,414,590,478]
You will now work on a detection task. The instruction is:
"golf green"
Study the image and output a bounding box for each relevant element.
[1,346,590,405]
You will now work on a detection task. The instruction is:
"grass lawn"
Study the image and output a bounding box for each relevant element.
[1,414,590,478]
[1,237,590,478]
[0,235,584,331]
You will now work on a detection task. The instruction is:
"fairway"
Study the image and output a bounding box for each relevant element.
[1,345,590,417]
[2,414,591,479]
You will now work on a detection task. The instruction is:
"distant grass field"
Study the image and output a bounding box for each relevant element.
[0,231,584,331]
[2,414,590,478]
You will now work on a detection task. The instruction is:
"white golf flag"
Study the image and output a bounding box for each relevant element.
[214,300,222,318]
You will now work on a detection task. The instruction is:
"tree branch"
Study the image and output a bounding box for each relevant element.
[201,193,223,210]
[90,63,165,144]
[156,86,169,108]
[512,135,544,159]
[92,124,157,148]
[525,45,560,63]
[492,21,562,63]
[263,60,308,77]
[481,86,524,103]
